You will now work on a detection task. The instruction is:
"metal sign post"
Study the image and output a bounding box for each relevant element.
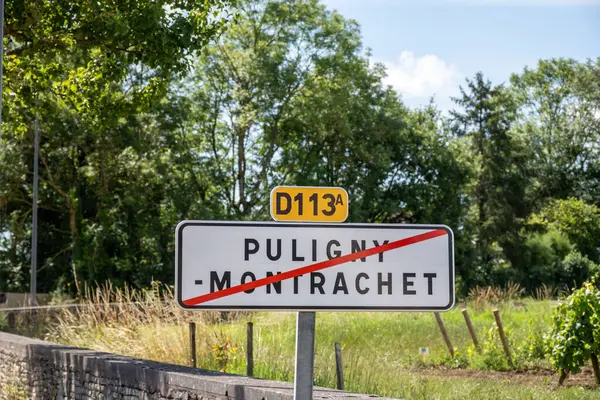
[294,311,316,400]
[271,186,348,400]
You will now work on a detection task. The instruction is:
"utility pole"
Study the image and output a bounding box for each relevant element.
[30,104,39,307]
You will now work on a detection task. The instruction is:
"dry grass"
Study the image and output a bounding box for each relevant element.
[532,284,572,301]
[43,282,247,365]
[466,282,524,309]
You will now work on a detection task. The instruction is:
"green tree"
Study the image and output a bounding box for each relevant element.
[0,0,235,293]
[184,0,470,229]
[450,72,531,286]
[510,58,600,206]
[185,0,374,219]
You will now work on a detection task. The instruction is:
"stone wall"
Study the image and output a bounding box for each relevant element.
[0,332,393,400]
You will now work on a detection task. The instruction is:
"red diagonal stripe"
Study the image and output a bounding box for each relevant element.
[182,229,447,306]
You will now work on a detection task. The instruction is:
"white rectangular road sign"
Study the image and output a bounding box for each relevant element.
[175,221,454,311]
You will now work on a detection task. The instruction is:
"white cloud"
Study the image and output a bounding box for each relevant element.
[445,0,600,5]
[381,51,463,105]
[324,0,600,6]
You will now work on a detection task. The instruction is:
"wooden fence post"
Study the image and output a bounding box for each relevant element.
[493,309,512,366]
[189,321,196,368]
[7,312,15,330]
[334,342,344,390]
[434,312,454,357]
[461,309,481,353]
[247,322,254,377]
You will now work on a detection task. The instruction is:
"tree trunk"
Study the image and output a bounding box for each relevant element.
[475,125,488,268]
[592,352,600,386]
[39,149,81,296]
[558,369,567,386]
[237,127,246,212]
[66,196,81,296]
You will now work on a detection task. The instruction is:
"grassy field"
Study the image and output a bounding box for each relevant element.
[30,284,599,400]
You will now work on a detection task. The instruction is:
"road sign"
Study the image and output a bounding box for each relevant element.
[270,186,349,222]
[175,221,455,311]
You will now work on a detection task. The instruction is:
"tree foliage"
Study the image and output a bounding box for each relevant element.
[0,0,598,296]
[0,0,236,292]
[527,198,600,263]
[450,73,531,287]
[175,0,471,229]
[511,58,600,205]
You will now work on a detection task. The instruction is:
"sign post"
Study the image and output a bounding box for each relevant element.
[175,186,455,400]
[271,185,349,400]
[294,310,316,400]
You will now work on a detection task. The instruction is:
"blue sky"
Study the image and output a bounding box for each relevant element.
[322,0,600,110]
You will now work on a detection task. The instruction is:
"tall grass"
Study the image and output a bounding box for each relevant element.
[466,282,524,309]
[43,282,247,365]
[32,283,600,400]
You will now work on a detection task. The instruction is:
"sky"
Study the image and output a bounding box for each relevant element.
[322,0,600,110]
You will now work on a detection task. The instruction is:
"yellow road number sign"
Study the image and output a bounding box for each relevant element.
[270,186,349,222]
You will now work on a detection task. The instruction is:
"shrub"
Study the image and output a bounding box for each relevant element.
[545,282,600,385]
[557,251,600,289]
[439,349,469,369]
[527,198,600,263]
[210,330,239,373]
[468,324,512,371]
[516,231,600,293]
[518,230,573,292]
[517,321,547,362]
